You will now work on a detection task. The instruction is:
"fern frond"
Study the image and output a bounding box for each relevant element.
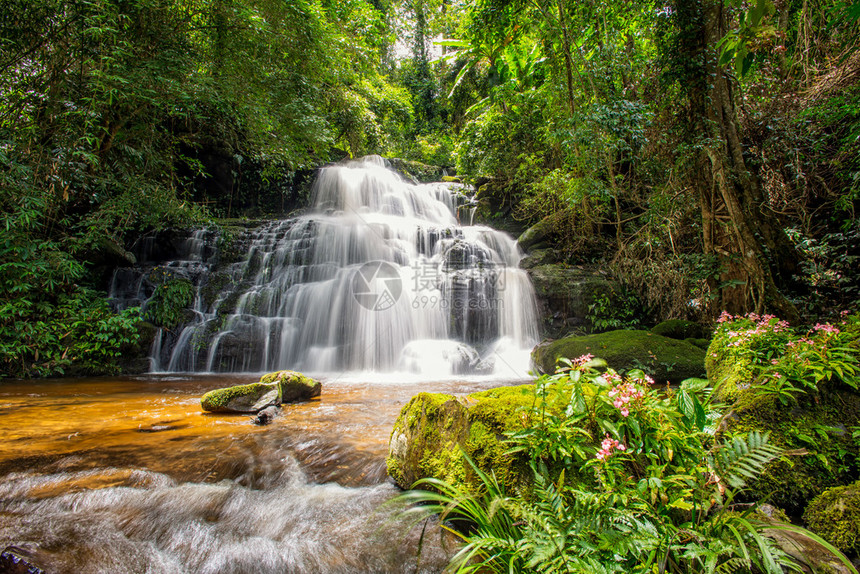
[709,431,782,490]
[715,556,752,574]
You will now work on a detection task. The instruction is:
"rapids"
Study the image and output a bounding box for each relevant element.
[0,375,519,573]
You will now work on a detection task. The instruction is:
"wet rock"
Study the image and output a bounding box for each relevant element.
[387,386,534,493]
[443,342,491,375]
[526,264,617,338]
[259,370,321,403]
[115,321,158,375]
[532,329,706,384]
[201,382,280,413]
[0,546,47,574]
[253,406,281,425]
[442,239,492,271]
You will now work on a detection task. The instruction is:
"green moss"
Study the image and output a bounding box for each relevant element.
[532,330,706,384]
[200,382,279,412]
[721,386,860,515]
[705,332,756,402]
[651,319,710,340]
[684,337,710,350]
[804,480,860,556]
[387,392,470,488]
[387,385,538,494]
[259,370,320,402]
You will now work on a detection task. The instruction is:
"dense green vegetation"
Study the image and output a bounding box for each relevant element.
[0,0,416,377]
[2,1,859,569]
[400,314,860,572]
[1,0,858,377]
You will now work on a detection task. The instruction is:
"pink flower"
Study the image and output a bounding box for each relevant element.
[571,354,595,369]
[814,323,840,335]
[717,311,734,323]
[596,435,627,460]
[608,381,645,417]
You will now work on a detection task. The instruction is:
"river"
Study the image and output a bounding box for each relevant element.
[0,374,516,573]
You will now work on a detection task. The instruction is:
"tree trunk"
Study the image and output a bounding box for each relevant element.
[679,0,801,322]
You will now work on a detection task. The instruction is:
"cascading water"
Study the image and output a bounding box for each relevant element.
[119,156,539,378]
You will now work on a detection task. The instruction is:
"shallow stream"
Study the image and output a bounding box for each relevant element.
[0,375,515,573]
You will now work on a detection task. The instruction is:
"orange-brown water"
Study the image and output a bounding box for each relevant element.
[0,375,510,573]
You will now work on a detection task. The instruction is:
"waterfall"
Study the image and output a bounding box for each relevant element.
[117,157,540,379]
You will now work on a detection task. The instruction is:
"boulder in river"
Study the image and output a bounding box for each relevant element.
[201,382,281,413]
[201,371,321,413]
[260,370,321,403]
[254,405,281,425]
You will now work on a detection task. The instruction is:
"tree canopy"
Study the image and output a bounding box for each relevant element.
[1,0,858,377]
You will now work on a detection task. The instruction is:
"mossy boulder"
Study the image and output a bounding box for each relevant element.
[201,371,320,413]
[684,337,711,350]
[532,330,706,384]
[387,385,535,493]
[804,480,860,557]
[201,382,281,413]
[708,335,860,514]
[517,216,558,251]
[651,319,710,341]
[260,370,321,402]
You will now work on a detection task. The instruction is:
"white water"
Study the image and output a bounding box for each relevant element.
[144,157,539,379]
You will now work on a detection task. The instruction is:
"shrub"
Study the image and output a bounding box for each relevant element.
[397,357,851,574]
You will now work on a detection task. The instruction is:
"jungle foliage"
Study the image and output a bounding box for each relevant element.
[419,0,860,322]
[0,0,417,377]
[1,0,858,362]
[400,356,858,574]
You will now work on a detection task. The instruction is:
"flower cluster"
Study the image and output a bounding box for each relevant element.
[571,354,595,369]
[595,435,626,461]
[608,381,645,417]
[814,323,840,335]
